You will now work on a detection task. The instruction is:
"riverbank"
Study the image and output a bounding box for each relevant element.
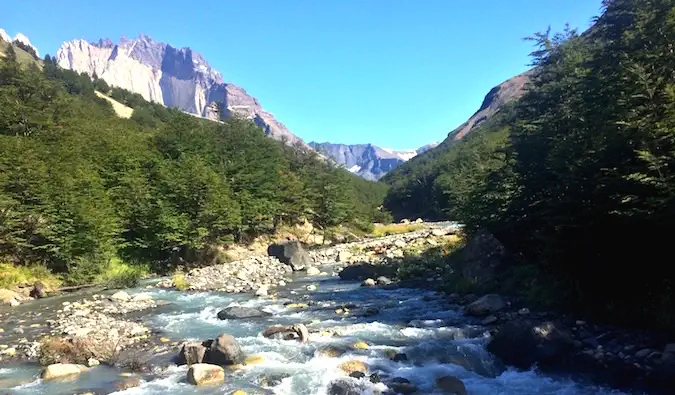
[335,230,675,394]
[0,223,668,394]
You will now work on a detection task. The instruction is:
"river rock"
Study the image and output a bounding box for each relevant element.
[328,378,362,395]
[487,320,575,369]
[217,306,272,320]
[464,294,506,316]
[255,286,268,296]
[41,363,88,380]
[361,278,376,287]
[114,376,141,391]
[338,360,368,375]
[337,250,353,263]
[267,240,311,271]
[436,375,467,395]
[389,377,417,394]
[306,266,321,276]
[110,291,130,301]
[315,346,346,358]
[30,281,47,299]
[376,276,392,285]
[204,333,245,365]
[177,342,207,365]
[187,363,225,386]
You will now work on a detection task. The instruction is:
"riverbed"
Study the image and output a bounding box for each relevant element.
[0,266,631,394]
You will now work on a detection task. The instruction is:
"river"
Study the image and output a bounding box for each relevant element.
[0,264,631,394]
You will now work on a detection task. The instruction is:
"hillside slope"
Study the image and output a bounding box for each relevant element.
[56,35,309,149]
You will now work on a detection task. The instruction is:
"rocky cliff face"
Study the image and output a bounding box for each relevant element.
[448,70,533,141]
[309,142,438,180]
[56,34,306,148]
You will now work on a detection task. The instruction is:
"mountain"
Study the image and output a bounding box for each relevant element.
[55,34,308,148]
[448,70,532,141]
[0,29,40,57]
[309,142,438,180]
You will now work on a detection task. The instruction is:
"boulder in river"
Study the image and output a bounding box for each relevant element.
[267,240,311,271]
[464,294,506,316]
[339,264,395,281]
[262,324,309,343]
[487,320,575,369]
[436,375,467,395]
[204,333,245,366]
[338,360,368,375]
[177,342,207,365]
[30,281,47,299]
[328,378,362,395]
[217,306,272,320]
[41,363,88,380]
[187,363,225,386]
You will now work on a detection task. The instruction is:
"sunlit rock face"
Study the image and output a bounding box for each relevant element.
[56,34,308,148]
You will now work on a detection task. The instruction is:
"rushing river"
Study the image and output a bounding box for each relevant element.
[0,266,630,395]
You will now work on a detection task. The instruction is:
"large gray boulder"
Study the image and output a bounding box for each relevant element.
[216,306,272,320]
[267,240,311,271]
[452,229,509,285]
[204,333,245,366]
[487,320,574,369]
[464,294,506,316]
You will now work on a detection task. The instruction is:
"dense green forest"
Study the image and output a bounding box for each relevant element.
[0,44,387,285]
[384,0,675,330]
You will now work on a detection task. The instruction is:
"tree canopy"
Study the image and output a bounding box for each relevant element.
[0,51,388,283]
[384,0,675,329]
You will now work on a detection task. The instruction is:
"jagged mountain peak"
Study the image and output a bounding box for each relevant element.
[309,141,435,180]
[0,29,40,57]
[56,34,306,148]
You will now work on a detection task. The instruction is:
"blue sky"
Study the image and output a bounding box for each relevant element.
[4,1,603,150]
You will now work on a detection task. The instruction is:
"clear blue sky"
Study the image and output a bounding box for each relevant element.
[4,1,602,150]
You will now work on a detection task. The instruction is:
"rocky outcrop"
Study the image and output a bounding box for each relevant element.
[267,240,311,271]
[449,70,533,141]
[487,320,575,369]
[55,34,308,148]
[309,142,439,180]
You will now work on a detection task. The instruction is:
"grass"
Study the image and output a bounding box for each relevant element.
[95,258,149,289]
[0,41,41,67]
[0,262,62,290]
[172,272,189,290]
[369,223,424,238]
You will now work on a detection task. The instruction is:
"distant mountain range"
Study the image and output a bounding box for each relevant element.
[7,30,458,181]
[309,142,438,180]
[55,34,309,149]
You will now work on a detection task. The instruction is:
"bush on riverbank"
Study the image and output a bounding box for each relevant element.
[0,262,61,290]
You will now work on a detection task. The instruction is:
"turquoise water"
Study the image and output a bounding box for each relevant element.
[1,268,630,394]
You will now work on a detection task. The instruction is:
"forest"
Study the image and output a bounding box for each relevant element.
[0,44,388,286]
[384,0,675,330]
